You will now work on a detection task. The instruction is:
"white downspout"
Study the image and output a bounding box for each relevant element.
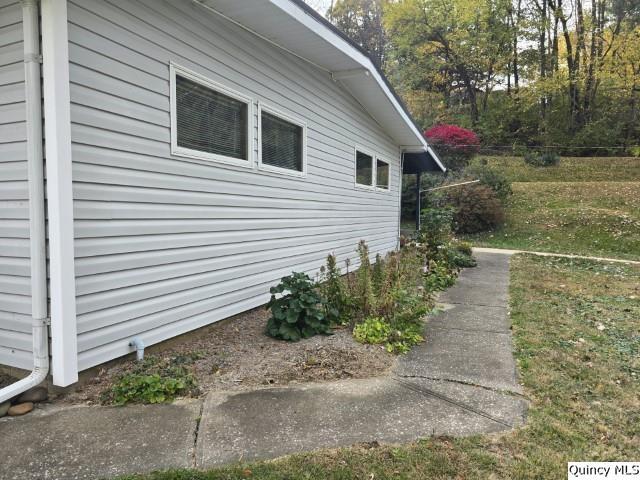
[0,0,49,404]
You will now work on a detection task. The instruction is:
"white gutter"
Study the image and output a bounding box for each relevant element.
[0,0,49,404]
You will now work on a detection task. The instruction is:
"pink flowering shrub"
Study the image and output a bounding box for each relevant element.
[424,125,480,171]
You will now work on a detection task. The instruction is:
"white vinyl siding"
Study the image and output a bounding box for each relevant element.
[67,0,401,371]
[0,0,31,369]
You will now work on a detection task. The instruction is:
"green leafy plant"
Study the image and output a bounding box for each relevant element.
[102,356,199,405]
[353,316,391,345]
[424,260,457,291]
[386,324,424,354]
[266,272,331,341]
[353,315,424,354]
[419,206,455,252]
[443,241,478,268]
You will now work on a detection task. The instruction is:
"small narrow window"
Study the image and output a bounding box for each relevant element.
[376,159,389,190]
[171,65,251,165]
[260,107,305,174]
[355,150,374,186]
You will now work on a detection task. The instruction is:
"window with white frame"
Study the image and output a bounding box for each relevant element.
[355,149,374,186]
[259,105,306,174]
[171,65,251,165]
[376,159,389,190]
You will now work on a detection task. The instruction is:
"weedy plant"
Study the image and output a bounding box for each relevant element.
[266,272,332,341]
[318,253,353,325]
[355,240,375,318]
[102,355,200,405]
[346,241,440,354]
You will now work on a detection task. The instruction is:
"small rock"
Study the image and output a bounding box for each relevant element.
[7,402,34,416]
[15,386,48,404]
[0,401,10,418]
[596,324,606,331]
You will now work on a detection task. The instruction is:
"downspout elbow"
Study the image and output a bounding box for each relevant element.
[0,320,49,404]
[129,337,145,361]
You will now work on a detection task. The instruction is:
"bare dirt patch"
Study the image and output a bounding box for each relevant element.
[59,307,394,404]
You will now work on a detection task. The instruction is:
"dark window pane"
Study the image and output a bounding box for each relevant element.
[176,75,248,160]
[261,111,303,172]
[356,151,373,185]
[376,159,389,189]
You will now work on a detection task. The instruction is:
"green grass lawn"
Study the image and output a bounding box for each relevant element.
[465,157,640,260]
[474,156,640,182]
[119,255,640,480]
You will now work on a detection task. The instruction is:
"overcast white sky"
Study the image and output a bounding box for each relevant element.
[304,0,332,15]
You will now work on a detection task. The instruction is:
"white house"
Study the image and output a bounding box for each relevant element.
[0,0,444,395]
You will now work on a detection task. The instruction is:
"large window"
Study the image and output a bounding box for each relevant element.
[170,65,251,166]
[355,149,374,187]
[376,159,389,190]
[259,105,306,175]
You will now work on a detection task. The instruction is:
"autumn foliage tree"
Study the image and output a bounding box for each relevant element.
[424,125,480,171]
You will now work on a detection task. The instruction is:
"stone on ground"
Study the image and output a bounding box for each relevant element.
[7,402,34,416]
[15,386,48,404]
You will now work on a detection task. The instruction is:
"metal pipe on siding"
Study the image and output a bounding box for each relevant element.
[0,0,49,404]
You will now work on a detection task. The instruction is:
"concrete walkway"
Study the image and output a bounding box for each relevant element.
[0,252,527,479]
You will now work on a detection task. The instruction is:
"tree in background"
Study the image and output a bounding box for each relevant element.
[318,0,640,155]
[327,0,388,68]
[383,0,513,126]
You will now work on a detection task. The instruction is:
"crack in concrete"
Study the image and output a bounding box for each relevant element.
[426,324,512,335]
[442,301,508,308]
[394,373,528,400]
[391,377,514,428]
[192,398,205,468]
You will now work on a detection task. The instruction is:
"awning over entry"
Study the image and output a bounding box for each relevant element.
[403,146,446,174]
[402,146,446,232]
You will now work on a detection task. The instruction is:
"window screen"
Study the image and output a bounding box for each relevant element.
[175,75,248,160]
[261,110,303,172]
[356,150,373,186]
[376,159,389,189]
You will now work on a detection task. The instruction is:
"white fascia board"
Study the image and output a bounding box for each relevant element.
[41,0,78,386]
[270,0,431,152]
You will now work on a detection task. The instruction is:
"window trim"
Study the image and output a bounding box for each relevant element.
[257,102,307,178]
[375,158,391,191]
[354,146,376,190]
[169,63,254,168]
